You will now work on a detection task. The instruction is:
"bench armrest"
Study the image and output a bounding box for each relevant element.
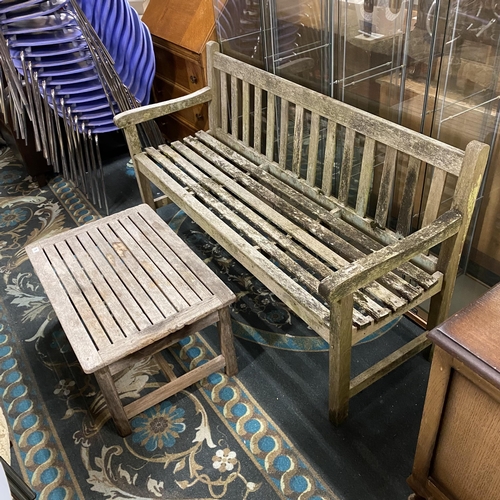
[318,209,463,302]
[114,87,212,128]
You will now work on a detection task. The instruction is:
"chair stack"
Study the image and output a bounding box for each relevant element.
[0,0,157,212]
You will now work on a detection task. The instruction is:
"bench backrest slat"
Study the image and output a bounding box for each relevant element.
[266,92,276,161]
[396,156,422,236]
[254,86,263,153]
[339,128,356,206]
[306,111,320,187]
[212,50,464,174]
[292,104,304,177]
[230,75,239,139]
[421,167,448,229]
[242,80,250,146]
[220,71,228,133]
[374,146,398,229]
[321,119,337,198]
[355,136,376,218]
[279,98,289,169]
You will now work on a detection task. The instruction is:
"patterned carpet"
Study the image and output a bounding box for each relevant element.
[0,147,338,499]
[1,143,435,500]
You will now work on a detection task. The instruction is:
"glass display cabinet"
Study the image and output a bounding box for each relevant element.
[213,0,500,287]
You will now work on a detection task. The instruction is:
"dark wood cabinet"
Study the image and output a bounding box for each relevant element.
[141,0,216,142]
[408,284,500,500]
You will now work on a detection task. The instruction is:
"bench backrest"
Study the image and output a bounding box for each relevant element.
[206,42,489,245]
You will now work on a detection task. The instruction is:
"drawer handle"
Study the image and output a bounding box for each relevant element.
[196,113,204,121]
[190,75,198,84]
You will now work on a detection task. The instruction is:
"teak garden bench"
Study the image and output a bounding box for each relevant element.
[114,41,489,425]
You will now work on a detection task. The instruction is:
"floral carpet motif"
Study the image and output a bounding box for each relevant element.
[0,148,337,499]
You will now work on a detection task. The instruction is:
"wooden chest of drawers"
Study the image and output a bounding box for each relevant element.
[408,284,500,500]
[142,0,216,142]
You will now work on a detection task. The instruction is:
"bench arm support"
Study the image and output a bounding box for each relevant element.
[114,87,213,128]
[318,209,463,302]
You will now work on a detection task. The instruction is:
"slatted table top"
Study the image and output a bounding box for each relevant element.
[26,204,235,373]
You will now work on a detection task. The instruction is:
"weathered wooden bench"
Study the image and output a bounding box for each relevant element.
[114,41,489,425]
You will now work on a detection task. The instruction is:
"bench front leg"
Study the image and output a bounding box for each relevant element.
[329,293,354,425]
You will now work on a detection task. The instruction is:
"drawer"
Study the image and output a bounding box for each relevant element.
[153,46,205,92]
[153,77,208,130]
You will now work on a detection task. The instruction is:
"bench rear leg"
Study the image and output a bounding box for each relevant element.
[329,294,354,425]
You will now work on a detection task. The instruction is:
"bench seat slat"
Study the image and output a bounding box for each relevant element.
[144,160,371,328]
[212,128,439,274]
[135,152,334,340]
[151,147,324,291]
[186,134,426,304]
[169,140,408,311]
[198,131,438,290]
[147,147,389,323]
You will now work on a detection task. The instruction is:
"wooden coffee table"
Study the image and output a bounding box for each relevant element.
[26,204,238,436]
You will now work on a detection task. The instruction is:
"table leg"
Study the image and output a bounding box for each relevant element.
[94,367,132,437]
[217,307,238,377]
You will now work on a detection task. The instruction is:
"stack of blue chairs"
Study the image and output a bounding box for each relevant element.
[0,0,157,212]
[0,0,155,133]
